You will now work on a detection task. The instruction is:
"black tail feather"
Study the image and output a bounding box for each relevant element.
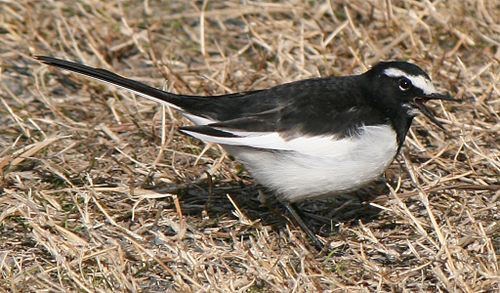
[35,55,267,122]
[35,56,184,108]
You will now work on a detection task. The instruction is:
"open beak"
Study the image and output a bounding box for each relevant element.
[412,92,454,130]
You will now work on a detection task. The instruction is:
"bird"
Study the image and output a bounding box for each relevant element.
[35,56,453,249]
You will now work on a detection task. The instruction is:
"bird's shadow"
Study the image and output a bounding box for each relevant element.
[151,178,388,237]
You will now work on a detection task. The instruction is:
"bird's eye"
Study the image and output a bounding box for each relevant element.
[398,78,412,91]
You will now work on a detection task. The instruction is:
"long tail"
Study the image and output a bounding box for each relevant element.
[35,56,188,111]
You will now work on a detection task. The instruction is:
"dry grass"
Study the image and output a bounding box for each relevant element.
[0,0,499,291]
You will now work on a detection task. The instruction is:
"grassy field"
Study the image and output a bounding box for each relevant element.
[0,0,498,291]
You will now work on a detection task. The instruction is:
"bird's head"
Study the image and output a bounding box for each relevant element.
[364,61,453,129]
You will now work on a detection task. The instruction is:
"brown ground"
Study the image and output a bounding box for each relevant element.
[0,1,498,292]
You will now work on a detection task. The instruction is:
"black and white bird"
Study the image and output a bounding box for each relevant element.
[35,56,453,248]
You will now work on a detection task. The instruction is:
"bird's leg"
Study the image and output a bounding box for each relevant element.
[203,171,214,212]
[282,201,324,251]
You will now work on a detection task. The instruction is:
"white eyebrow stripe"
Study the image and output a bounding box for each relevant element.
[383,68,438,95]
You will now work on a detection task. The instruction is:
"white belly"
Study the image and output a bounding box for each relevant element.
[226,125,398,202]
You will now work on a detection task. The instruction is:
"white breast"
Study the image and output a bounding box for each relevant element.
[225,125,398,202]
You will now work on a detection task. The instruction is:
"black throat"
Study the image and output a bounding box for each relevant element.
[391,112,414,151]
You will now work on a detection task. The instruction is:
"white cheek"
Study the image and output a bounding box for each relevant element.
[402,103,420,116]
